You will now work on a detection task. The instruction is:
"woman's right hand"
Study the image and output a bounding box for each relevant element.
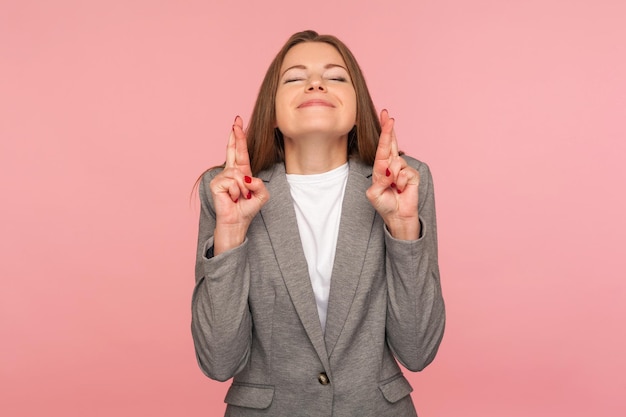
[209,116,269,255]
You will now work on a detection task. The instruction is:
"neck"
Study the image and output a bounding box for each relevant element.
[283,134,348,174]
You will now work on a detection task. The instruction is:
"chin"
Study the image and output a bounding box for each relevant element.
[283,120,353,138]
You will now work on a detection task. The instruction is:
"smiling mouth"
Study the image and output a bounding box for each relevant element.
[298,100,334,108]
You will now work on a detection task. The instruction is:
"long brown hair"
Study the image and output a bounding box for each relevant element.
[198,30,382,183]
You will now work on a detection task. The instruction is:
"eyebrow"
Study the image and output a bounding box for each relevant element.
[280,63,348,77]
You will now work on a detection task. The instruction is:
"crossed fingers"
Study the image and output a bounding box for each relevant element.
[371,109,413,195]
[375,109,399,163]
[226,116,252,175]
[219,116,254,202]
[368,109,420,200]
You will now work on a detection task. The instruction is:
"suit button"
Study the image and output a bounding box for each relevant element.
[318,372,330,385]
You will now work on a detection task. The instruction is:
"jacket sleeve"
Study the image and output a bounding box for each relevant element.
[191,170,252,382]
[384,159,446,371]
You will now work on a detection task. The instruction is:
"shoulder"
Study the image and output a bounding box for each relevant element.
[196,166,224,206]
[401,154,427,170]
[401,154,433,181]
[348,155,433,181]
[200,166,224,185]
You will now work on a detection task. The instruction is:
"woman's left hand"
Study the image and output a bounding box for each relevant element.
[366,109,421,240]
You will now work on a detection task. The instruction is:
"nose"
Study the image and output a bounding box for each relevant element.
[306,77,326,92]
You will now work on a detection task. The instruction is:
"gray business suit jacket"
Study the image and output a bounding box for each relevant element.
[192,156,445,417]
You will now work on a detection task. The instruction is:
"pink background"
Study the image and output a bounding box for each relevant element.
[1,0,625,416]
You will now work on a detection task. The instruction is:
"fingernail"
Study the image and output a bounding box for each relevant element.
[397,189,402,194]
[247,191,252,200]
[390,183,396,188]
[386,168,391,177]
[234,115,239,123]
[244,175,252,184]
[234,198,238,203]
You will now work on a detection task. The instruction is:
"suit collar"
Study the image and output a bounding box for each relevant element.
[258,158,376,367]
[259,162,330,372]
[324,159,376,356]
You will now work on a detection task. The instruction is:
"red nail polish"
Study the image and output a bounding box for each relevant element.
[244,175,252,184]
[397,189,402,194]
[234,198,238,203]
[247,191,252,199]
[386,168,391,177]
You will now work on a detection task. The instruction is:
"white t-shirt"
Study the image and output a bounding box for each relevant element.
[286,163,349,332]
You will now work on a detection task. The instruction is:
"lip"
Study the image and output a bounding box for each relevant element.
[297,99,334,108]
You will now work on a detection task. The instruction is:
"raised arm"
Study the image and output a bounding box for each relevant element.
[191,116,269,381]
[368,109,445,371]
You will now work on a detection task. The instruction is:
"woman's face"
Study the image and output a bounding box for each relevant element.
[275,42,357,142]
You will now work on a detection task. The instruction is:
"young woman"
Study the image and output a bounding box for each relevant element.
[192,30,445,416]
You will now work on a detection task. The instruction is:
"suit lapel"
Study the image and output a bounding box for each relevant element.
[324,160,376,356]
[258,163,331,371]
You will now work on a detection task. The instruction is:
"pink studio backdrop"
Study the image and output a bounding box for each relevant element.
[1,0,625,416]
